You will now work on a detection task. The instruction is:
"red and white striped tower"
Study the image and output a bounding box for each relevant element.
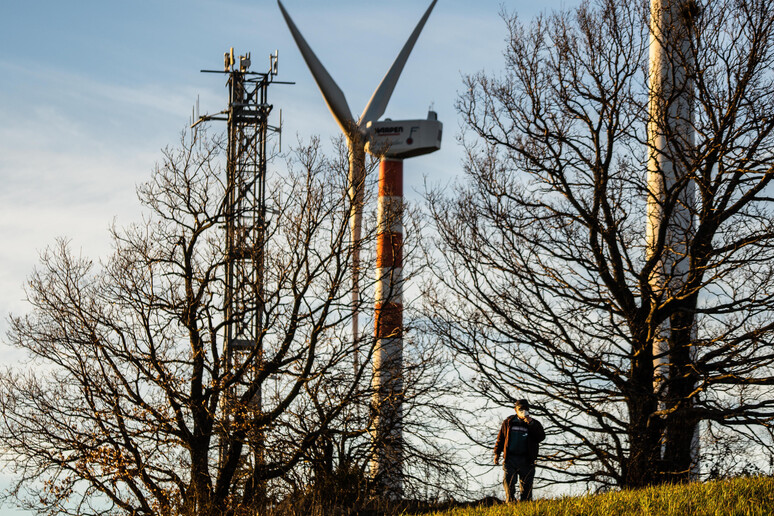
[371,157,404,496]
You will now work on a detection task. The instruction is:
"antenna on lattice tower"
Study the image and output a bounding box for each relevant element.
[192,47,293,502]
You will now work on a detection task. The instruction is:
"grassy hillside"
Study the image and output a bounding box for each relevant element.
[424,476,774,516]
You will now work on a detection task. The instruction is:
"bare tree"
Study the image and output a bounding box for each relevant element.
[424,0,774,490]
[0,129,378,515]
[0,128,464,515]
[263,150,466,513]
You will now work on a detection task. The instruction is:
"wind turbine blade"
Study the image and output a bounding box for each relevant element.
[278,0,355,133]
[358,0,438,128]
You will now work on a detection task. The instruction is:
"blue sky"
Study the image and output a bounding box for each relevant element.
[0,0,576,510]
[0,0,578,344]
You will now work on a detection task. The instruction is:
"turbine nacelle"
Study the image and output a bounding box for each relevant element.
[365,111,442,159]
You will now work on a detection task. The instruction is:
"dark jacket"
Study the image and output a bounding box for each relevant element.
[494,415,545,464]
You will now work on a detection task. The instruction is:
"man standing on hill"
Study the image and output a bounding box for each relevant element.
[494,399,545,502]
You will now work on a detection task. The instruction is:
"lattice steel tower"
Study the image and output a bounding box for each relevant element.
[194,48,291,498]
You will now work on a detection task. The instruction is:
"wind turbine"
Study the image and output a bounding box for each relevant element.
[278,0,441,496]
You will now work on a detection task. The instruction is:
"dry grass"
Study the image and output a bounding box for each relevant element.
[421,476,774,516]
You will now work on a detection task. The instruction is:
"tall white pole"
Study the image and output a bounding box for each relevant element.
[647,0,699,478]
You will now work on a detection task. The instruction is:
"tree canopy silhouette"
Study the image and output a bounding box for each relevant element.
[424,0,774,489]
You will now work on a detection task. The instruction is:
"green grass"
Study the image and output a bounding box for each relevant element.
[423,476,774,516]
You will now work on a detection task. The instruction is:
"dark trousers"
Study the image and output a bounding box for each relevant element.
[503,459,535,502]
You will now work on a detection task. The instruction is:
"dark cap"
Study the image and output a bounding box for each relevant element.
[514,399,530,410]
